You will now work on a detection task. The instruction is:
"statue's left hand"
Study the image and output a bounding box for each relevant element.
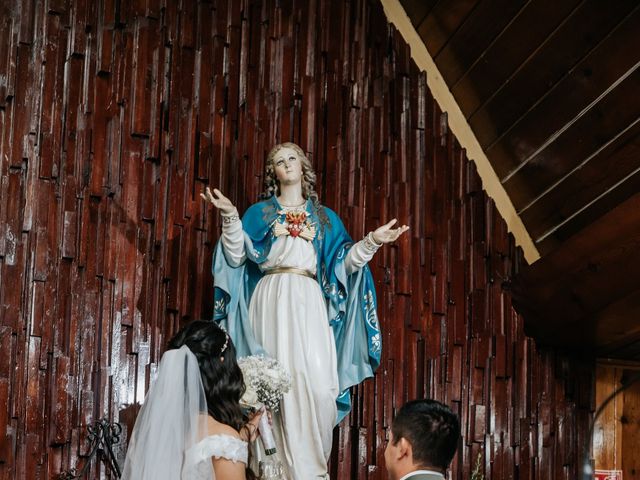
[372,219,410,244]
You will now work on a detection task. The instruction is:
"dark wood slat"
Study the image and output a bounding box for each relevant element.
[414,0,480,58]
[521,125,640,241]
[398,0,439,27]
[514,192,640,355]
[68,0,91,56]
[451,0,581,118]
[536,169,640,256]
[130,18,158,137]
[487,5,640,180]
[502,67,640,211]
[604,339,640,361]
[469,0,639,149]
[433,0,528,87]
[10,44,34,168]
[17,0,35,45]
[590,291,640,357]
[0,7,15,108]
[0,377,9,464]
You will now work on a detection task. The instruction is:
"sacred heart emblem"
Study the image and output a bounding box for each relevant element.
[285,211,307,238]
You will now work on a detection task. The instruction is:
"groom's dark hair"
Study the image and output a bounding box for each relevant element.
[391,399,460,471]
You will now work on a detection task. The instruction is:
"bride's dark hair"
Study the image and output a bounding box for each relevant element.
[167,320,245,431]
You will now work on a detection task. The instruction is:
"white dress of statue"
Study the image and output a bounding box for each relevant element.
[202,143,409,479]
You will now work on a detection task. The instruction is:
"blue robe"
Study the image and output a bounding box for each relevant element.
[212,196,381,423]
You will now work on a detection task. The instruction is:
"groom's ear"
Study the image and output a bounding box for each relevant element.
[396,437,412,461]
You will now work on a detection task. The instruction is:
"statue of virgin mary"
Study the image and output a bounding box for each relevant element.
[203,142,408,479]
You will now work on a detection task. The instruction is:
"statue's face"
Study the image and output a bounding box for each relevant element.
[273,146,303,186]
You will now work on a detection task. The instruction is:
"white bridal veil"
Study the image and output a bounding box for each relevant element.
[121,345,214,479]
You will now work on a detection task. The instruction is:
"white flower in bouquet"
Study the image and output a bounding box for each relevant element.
[240,386,259,409]
[238,355,291,413]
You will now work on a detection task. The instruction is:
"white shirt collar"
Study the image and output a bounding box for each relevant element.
[399,470,445,480]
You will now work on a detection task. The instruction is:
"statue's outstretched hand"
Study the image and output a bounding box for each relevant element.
[200,187,237,216]
[372,219,409,244]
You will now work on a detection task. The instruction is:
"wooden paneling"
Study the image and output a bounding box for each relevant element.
[535,168,640,256]
[594,364,640,479]
[520,126,640,243]
[449,0,581,119]
[467,1,639,149]
[513,192,640,359]
[413,0,480,58]
[0,1,593,479]
[401,0,640,264]
[502,68,640,211]
[432,0,528,88]
[486,5,640,182]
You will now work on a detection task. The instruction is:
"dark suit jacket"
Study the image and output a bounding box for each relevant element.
[401,472,445,480]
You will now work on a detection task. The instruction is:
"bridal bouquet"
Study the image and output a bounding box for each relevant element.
[238,355,291,457]
[238,355,291,412]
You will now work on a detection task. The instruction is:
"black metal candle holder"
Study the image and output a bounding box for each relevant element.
[58,419,122,479]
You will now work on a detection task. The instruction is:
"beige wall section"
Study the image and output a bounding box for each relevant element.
[380,0,541,264]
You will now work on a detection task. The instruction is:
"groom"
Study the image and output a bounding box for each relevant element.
[384,399,460,480]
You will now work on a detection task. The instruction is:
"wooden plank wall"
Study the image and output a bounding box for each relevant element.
[0,0,594,478]
[593,365,640,479]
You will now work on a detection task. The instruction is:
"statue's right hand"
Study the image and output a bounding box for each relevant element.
[200,187,238,216]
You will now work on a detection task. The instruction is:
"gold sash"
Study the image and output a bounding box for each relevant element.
[263,267,316,279]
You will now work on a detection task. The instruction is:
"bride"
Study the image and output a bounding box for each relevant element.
[121,320,263,479]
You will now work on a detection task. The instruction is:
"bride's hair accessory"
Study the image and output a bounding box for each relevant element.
[219,327,230,355]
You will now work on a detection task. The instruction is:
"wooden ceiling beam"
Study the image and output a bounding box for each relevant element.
[502,68,640,211]
[513,191,640,359]
[492,14,640,183]
[469,1,640,151]
[450,0,582,118]
[520,120,640,226]
[536,168,640,255]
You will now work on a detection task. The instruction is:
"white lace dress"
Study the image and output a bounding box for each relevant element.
[221,204,377,479]
[184,434,248,478]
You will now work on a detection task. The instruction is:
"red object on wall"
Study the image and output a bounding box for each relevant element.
[595,470,623,480]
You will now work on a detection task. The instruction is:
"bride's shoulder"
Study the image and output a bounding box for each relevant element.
[205,415,242,439]
[188,416,248,466]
